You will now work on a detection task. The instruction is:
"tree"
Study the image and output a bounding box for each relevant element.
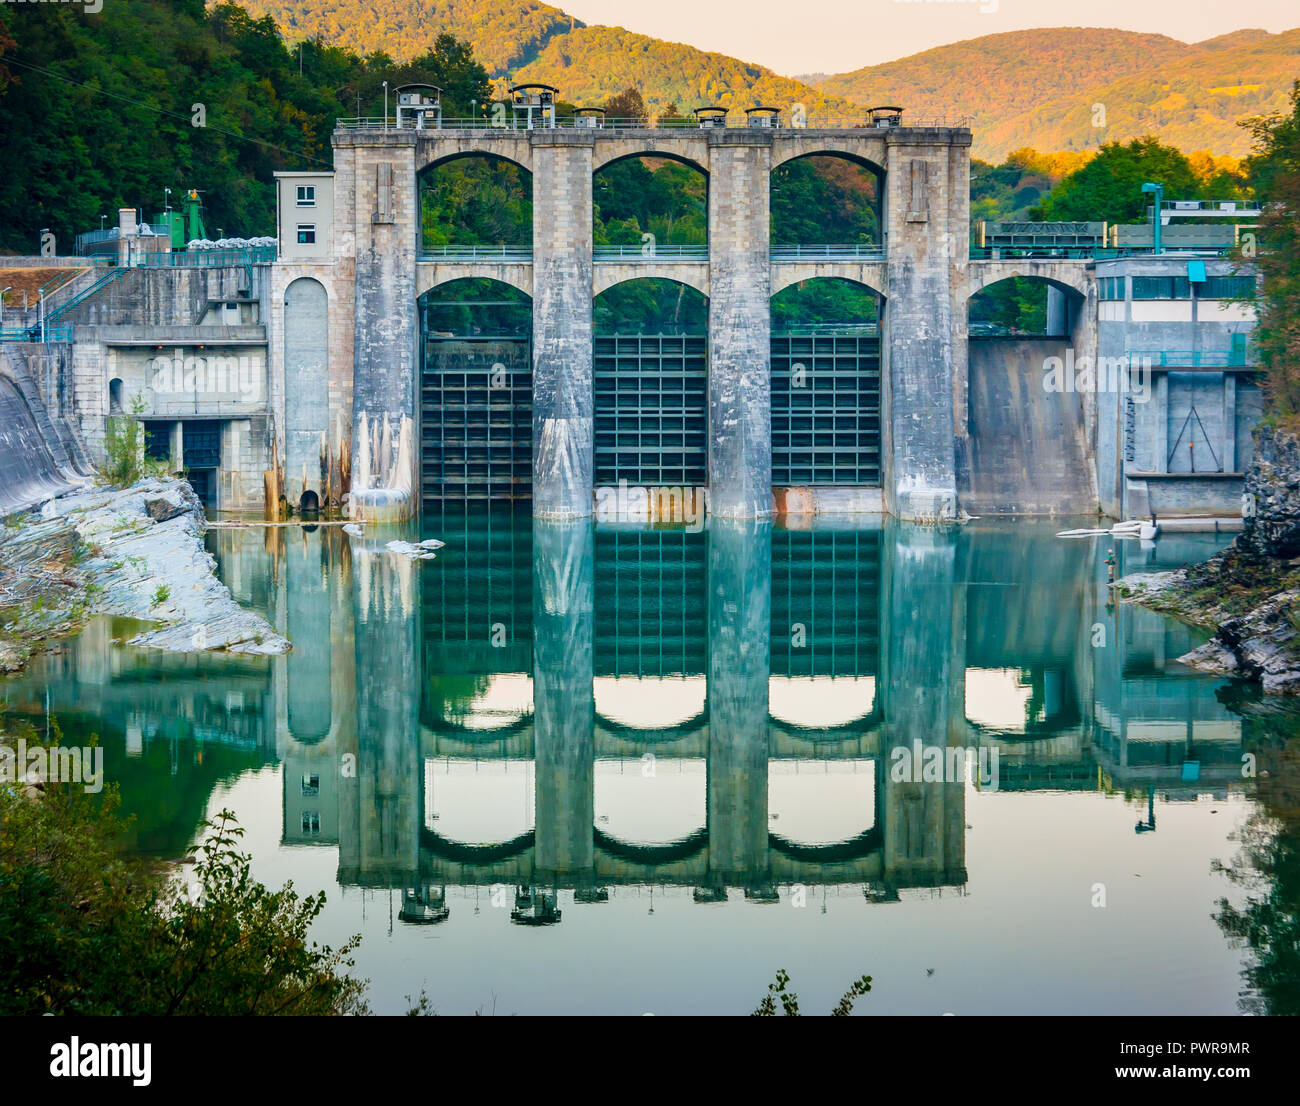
[605,86,647,125]
[1241,82,1300,423]
[0,733,369,1016]
[1032,136,1202,223]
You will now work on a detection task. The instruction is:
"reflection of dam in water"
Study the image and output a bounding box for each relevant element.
[0,516,1251,909]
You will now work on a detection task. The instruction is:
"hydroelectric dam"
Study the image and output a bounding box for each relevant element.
[1,104,1261,523]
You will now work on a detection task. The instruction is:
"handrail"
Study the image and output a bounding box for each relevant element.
[43,266,126,325]
[420,245,532,261]
[1127,349,1251,367]
[593,244,708,260]
[770,244,885,260]
[0,326,73,343]
[336,114,970,132]
[135,247,276,267]
[970,245,1236,260]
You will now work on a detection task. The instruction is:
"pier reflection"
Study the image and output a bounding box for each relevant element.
[0,515,1253,908]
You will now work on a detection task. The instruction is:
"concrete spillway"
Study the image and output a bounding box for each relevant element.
[0,349,91,516]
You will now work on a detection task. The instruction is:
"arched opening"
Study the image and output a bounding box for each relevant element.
[770,278,882,486]
[593,155,707,256]
[594,278,708,488]
[299,489,320,513]
[419,153,532,256]
[419,278,532,506]
[284,277,329,510]
[964,276,1094,515]
[771,153,883,254]
[967,276,1082,338]
[108,377,124,414]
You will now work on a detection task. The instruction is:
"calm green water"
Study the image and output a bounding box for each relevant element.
[3,513,1296,1015]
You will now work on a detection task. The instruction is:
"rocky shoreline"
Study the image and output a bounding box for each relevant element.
[1122,423,1300,694]
[0,477,288,674]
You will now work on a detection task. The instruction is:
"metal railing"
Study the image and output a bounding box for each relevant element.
[771,244,885,261]
[970,244,1237,260]
[337,114,969,133]
[135,247,276,267]
[773,322,880,336]
[420,245,532,262]
[1128,349,1253,368]
[593,244,708,260]
[0,326,73,343]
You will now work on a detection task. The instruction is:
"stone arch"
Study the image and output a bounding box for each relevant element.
[283,277,329,511]
[418,152,533,257]
[769,267,885,298]
[418,144,533,176]
[593,148,710,178]
[108,377,124,414]
[593,267,709,298]
[964,264,1091,302]
[770,145,886,177]
[419,266,533,299]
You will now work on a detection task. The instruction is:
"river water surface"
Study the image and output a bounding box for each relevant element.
[4,512,1296,1015]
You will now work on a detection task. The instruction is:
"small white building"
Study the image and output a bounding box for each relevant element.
[275,172,334,262]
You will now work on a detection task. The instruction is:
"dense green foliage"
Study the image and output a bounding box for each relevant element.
[771,156,878,246]
[771,280,878,331]
[0,0,490,253]
[0,728,367,1015]
[968,279,1050,336]
[1241,83,1300,423]
[594,279,707,335]
[594,157,706,247]
[1032,136,1246,223]
[421,157,532,249]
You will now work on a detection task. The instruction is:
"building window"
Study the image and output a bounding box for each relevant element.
[1198,275,1255,300]
[301,812,320,835]
[301,774,320,797]
[296,224,316,245]
[1099,276,1125,301]
[296,185,316,206]
[1132,276,1190,300]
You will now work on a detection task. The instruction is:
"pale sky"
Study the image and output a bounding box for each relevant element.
[559,0,1300,76]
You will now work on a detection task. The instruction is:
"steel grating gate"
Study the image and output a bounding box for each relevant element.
[771,334,881,485]
[421,338,531,505]
[594,529,708,677]
[770,528,882,679]
[594,335,707,487]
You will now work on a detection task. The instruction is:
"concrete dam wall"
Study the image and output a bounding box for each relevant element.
[963,338,1097,517]
[0,347,92,516]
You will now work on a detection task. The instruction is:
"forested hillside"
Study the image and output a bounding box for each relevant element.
[242,2,1300,156]
[0,0,490,252]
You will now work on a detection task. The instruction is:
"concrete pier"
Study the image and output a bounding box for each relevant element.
[707,133,773,519]
[531,134,596,519]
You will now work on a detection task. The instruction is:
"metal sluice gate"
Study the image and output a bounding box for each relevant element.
[420,327,882,504]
